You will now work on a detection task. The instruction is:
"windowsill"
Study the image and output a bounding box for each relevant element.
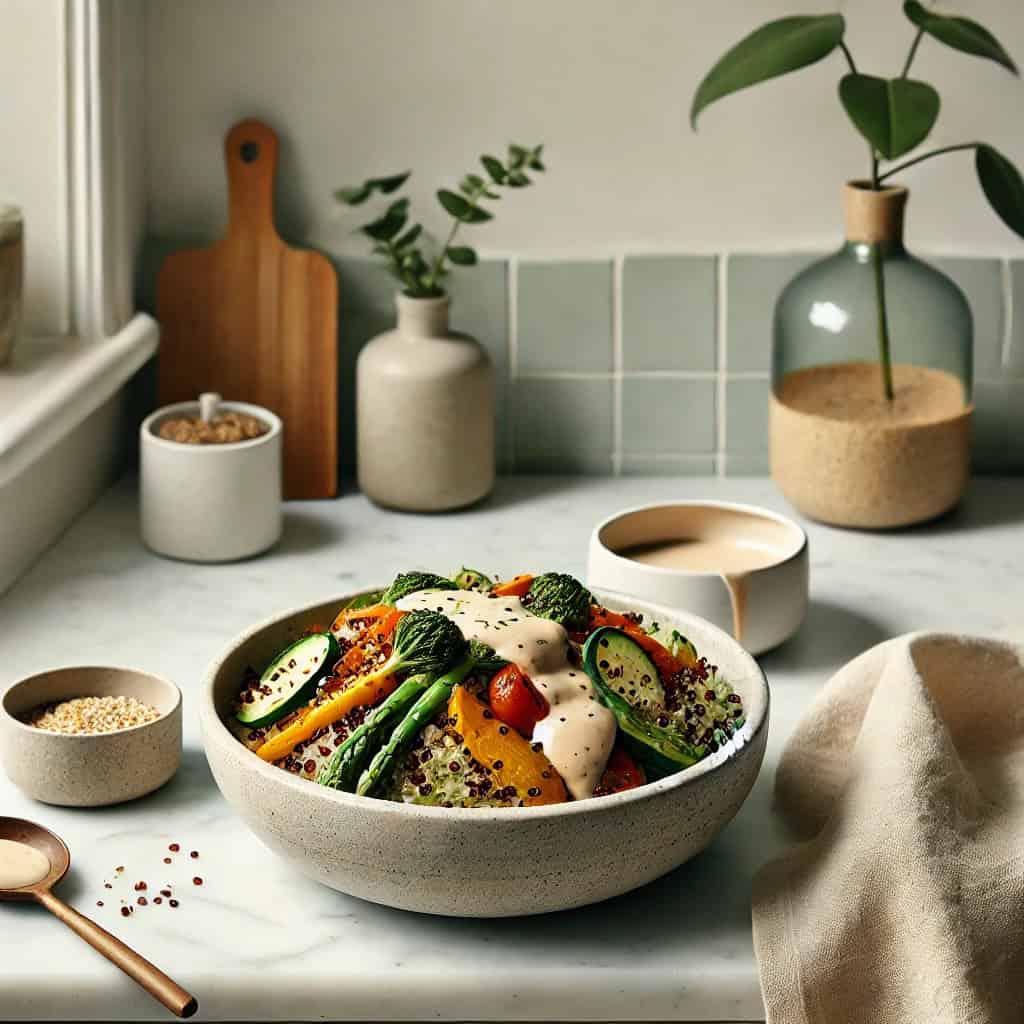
[0,314,159,486]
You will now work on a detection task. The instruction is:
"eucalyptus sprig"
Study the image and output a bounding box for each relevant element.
[335,144,545,298]
[692,3,1024,401]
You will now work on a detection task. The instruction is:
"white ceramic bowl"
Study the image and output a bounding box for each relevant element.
[200,588,769,917]
[140,400,282,563]
[1,666,182,807]
[587,501,808,655]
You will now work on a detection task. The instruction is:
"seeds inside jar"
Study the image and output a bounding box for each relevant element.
[157,411,268,445]
[25,696,160,735]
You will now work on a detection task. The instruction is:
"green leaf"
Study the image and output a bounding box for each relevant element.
[369,171,412,194]
[691,14,845,128]
[481,155,506,183]
[362,204,407,242]
[438,189,492,223]
[447,246,478,266]
[838,73,940,159]
[904,2,1017,75]
[506,171,531,187]
[508,144,529,167]
[527,145,545,171]
[460,174,489,197]
[394,224,422,250]
[335,183,372,205]
[976,144,1024,238]
[437,189,472,218]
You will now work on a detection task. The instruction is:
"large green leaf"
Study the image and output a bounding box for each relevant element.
[976,144,1024,238]
[904,2,1018,75]
[839,73,940,159]
[691,14,845,128]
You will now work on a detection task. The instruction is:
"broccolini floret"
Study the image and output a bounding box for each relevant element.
[382,571,458,605]
[523,572,593,632]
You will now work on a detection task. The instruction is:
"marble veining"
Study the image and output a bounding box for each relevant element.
[0,475,1022,1021]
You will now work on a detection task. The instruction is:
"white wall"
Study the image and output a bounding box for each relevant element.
[0,0,69,333]
[145,0,1024,258]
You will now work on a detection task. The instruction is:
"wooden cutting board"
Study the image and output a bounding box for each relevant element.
[157,119,338,499]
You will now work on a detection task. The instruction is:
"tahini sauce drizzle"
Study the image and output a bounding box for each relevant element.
[397,590,616,799]
[0,839,50,889]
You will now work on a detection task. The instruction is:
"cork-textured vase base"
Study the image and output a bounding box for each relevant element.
[770,362,972,529]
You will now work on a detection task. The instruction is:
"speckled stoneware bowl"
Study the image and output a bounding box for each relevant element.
[201,589,769,917]
[1,667,182,807]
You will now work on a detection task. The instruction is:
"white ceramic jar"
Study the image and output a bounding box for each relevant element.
[357,293,494,511]
[140,399,282,562]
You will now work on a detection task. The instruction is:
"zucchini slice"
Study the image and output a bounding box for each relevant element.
[582,624,665,710]
[582,627,700,777]
[236,633,339,729]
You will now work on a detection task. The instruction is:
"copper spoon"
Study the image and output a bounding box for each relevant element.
[0,817,197,1018]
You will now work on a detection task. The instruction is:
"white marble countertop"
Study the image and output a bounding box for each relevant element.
[1,475,1022,1022]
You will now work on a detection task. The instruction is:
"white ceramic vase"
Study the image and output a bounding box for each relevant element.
[357,293,494,511]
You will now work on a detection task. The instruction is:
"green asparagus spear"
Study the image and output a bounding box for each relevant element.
[317,673,433,791]
[355,653,487,798]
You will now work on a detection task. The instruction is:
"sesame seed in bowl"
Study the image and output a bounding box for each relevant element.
[26,695,162,735]
[0,667,182,807]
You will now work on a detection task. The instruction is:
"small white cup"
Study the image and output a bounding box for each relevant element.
[140,400,282,562]
[586,500,809,655]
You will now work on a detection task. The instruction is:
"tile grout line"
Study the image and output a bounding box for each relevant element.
[715,252,729,478]
[611,254,624,476]
[507,256,519,470]
[1000,257,1013,369]
[512,370,772,382]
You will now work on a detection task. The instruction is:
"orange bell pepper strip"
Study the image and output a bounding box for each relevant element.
[255,673,399,763]
[448,685,566,805]
[256,609,406,763]
[491,574,534,598]
[329,603,394,635]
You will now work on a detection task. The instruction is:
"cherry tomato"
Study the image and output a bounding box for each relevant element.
[488,664,549,736]
[594,745,646,796]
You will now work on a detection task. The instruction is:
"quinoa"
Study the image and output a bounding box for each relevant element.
[26,695,160,735]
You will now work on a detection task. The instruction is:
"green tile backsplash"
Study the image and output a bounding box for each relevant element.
[137,239,1022,477]
[517,261,613,373]
[725,378,771,455]
[621,378,716,455]
[622,255,716,371]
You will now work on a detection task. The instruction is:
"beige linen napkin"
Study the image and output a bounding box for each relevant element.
[752,633,1024,1024]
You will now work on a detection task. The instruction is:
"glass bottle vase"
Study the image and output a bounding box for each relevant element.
[770,181,973,529]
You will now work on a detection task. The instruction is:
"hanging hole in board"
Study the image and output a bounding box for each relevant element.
[240,141,260,163]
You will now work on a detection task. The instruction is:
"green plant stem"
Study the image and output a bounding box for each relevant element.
[871,243,895,402]
[900,27,925,78]
[877,142,980,183]
[838,40,858,74]
[425,179,491,292]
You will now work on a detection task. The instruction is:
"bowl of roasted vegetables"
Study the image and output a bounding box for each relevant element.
[201,569,769,916]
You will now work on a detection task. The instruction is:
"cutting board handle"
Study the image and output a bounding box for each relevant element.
[225,119,279,237]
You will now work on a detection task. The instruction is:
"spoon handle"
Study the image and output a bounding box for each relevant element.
[36,889,197,1018]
